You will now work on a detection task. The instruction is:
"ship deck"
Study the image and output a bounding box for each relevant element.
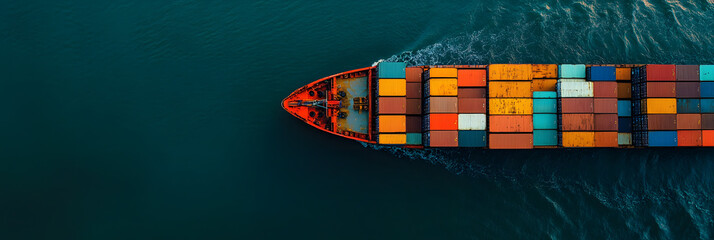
[335,76,369,134]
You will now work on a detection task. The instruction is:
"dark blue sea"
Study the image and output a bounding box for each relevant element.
[2,0,714,239]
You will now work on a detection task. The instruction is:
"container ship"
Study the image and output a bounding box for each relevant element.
[282,63,714,148]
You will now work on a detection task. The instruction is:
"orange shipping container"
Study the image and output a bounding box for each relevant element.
[489,133,533,149]
[617,82,631,99]
[378,78,406,96]
[531,64,558,78]
[378,134,407,144]
[489,99,533,115]
[703,130,714,146]
[562,132,595,147]
[427,68,457,78]
[427,114,458,131]
[532,79,557,91]
[489,115,534,132]
[678,130,702,147]
[561,114,594,131]
[457,69,487,87]
[488,64,533,80]
[378,115,406,133]
[489,81,532,98]
[594,132,619,147]
[427,78,458,96]
[616,68,631,81]
[677,114,701,130]
[643,98,677,114]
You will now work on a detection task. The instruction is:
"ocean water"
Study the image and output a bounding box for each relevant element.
[2,0,714,239]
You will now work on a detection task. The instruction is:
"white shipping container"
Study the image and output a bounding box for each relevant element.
[557,81,594,97]
[458,114,486,130]
[557,78,587,82]
[618,133,632,145]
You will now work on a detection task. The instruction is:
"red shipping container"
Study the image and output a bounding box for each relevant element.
[560,98,594,113]
[489,115,534,132]
[594,98,618,113]
[406,67,423,83]
[676,82,700,98]
[458,88,486,98]
[427,114,458,130]
[561,114,594,131]
[406,116,421,132]
[678,130,702,147]
[406,82,422,98]
[378,97,406,114]
[646,115,677,130]
[594,132,618,147]
[645,82,676,97]
[489,133,533,149]
[406,98,421,115]
[593,82,617,98]
[704,130,714,146]
[457,69,487,87]
[427,131,458,147]
[594,114,618,131]
[677,114,701,130]
[646,64,676,81]
[703,114,714,130]
[458,98,486,113]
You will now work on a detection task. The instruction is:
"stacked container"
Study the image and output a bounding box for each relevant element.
[699,65,714,146]
[588,66,619,147]
[423,67,459,147]
[632,65,678,147]
[405,67,424,145]
[376,62,408,144]
[616,67,633,146]
[558,64,595,147]
[532,64,559,147]
[675,65,702,146]
[456,68,488,147]
[488,64,534,149]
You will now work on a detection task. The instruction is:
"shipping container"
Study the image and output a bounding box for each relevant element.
[425,131,458,147]
[378,115,406,133]
[488,64,532,80]
[378,62,407,79]
[458,130,487,147]
[588,66,616,81]
[425,78,457,96]
[489,115,534,132]
[489,133,533,149]
[489,99,533,115]
[532,64,558,78]
[561,114,594,131]
[593,82,618,97]
[406,116,421,132]
[533,130,558,146]
[616,68,631,81]
[557,81,594,97]
[703,114,714,129]
[425,114,458,131]
[701,82,714,98]
[619,117,632,132]
[637,114,677,131]
[702,99,714,113]
[406,82,422,98]
[676,65,699,81]
[676,82,700,98]
[645,131,678,147]
[533,99,557,113]
[560,98,594,113]
[677,114,701,130]
[561,132,595,147]
[678,130,703,146]
[618,133,632,145]
[425,68,457,78]
[458,98,487,113]
[645,64,676,81]
[637,82,676,98]
[532,79,557,91]
[406,133,422,145]
[458,87,487,98]
[642,98,677,114]
[533,91,557,99]
[617,82,631,99]
[457,69,487,87]
[425,97,458,113]
[594,98,618,113]
[595,132,619,147]
[378,78,406,96]
[378,97,406,114]
[378,133,407,144]
[594,114,618,131]
[559,64,586,78]
[458,114,487,130]
[489,81,532,98]
[677,99,701,114]
[701,65,714,81]
[406,98,421,115]
[704,130,714,146]
[533,114,557,130]
[406,67,423,83]
[618,100,632,117]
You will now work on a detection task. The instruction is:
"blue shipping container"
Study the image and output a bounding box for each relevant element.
[533,114,557,129]
[702,99,714,113]
[702,65,714,81]
[648,131,677,147]
[618,117,632,133]
[559,64,586,78]
[406,133,422,145]
[618,100,631,117]
[378,62,406,79]
[534,130,558,146]
[677,99,701,113]
[533,91,557,99]
[588,66,616,81]
[458,131,486,147]
[533,99,557,113]
[701,82,714,98]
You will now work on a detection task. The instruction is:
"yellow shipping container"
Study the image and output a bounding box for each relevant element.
[489,99,533,115]
[616,68,631,81]
[378,78,406,96]
[643,98,677,114]
[378,115,406,133]
[562,132,595,147]
[488,64,532,80]
[489,81,532,98]
[379,133,407,144]
[531,64,558,78]
[427,68,457,78]
[532,79,557,91]
[428,78,458,96]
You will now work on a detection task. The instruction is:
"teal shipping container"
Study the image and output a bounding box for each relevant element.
[701,82,714,98]
[533,114,557,129]
[534,130,558,146]
[406,133,422,145]
[677,99,701,113]
[702,65,714,81]
[533,91,557,99]
[377,62,406,79]
[647,131,677,147]
[559,64,586,78]
[458,131,487,147]
[533,99,557,113]
[617,100,631,117]
[702,99,714,113]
